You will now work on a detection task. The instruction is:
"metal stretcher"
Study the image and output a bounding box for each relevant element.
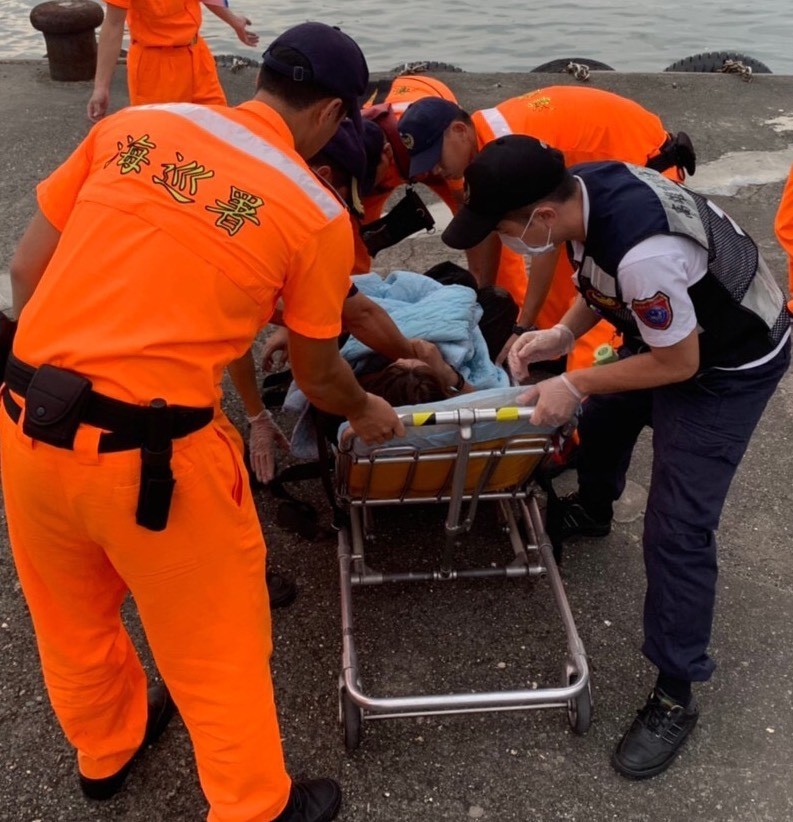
[334,401,592,751]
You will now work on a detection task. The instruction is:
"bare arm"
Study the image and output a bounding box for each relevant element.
[87,2,126,122]
[496,247,562,365]
[10,210,61,319]
[288,332,404,444]
[342,291,415,361]
[568,329,700,396]
[464,232,501,288]
[557,295,603,340]
[204,4,259,46]
[516,247,560,327]
[520,326,700,426]
[342,292,463,389]
[227,348,264,417]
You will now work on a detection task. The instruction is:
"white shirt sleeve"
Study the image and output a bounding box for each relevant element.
[618,235,708,348]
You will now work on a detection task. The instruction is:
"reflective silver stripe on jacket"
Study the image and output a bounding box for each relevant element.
[478,107,513,139]
[138,103,344,220]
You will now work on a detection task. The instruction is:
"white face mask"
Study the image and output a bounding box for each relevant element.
[499,208,555,256]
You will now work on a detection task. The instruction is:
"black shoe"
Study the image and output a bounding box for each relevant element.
[79,683,176,800]
[548,491,612,540]
[273,778,342,822]
[612,689,699,779]
[267,570,298,609]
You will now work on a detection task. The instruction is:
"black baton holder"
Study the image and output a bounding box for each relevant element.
[136,398,176,532]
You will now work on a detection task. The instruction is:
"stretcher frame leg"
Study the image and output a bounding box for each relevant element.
[336,490,591,750]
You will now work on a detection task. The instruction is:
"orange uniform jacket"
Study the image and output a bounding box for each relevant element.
[112,0,226,106]
[774,165,793,313]
[472,86,680,366]
[17,101,352,404]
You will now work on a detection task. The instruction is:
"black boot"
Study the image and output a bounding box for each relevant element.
[612,689,699,779]
[547,491,612,540]
[79,683,176,800]
[273,778,342,822]
[267,570,298,609]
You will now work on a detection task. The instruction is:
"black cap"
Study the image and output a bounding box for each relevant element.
[441,134,567,250]
[262,22,369,131]
[397,97,462,177]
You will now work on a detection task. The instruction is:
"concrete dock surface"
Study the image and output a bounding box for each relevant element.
[0,62,791,822]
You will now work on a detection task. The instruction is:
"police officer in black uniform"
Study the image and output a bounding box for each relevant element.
[442,135,791,779]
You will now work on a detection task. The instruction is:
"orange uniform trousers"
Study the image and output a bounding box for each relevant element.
[0,403,290,822]
[127,35,227,106]
[774,166,793,314]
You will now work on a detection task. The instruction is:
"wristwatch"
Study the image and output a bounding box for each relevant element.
[449,368,465,393]
[511,323,537,336]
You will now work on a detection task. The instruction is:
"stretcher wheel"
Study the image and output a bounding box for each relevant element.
[566,674,593,735]
[339,687,363,752]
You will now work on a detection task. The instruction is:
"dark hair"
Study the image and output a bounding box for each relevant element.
[256,46,339,108]
[358,363,451,406]
[309,148,351,192]
[422,261,478,291]
[451,108,474,127]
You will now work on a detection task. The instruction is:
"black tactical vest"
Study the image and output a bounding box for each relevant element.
[570,162,788,369]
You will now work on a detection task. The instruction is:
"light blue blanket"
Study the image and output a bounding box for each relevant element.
[340,271,508,388]
[285,270,509,459]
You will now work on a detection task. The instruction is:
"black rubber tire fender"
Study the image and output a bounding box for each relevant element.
[388,60,464,74]
[664,51,772,73]
[531,57,615,73]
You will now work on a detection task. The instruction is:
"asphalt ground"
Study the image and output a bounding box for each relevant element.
[0,62,792,822]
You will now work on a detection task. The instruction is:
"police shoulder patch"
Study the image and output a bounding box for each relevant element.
[631,291,673,330]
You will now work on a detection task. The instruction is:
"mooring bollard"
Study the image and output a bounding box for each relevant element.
[30,0,105,82]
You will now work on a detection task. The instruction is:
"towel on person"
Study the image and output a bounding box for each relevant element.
[284,270,509,459]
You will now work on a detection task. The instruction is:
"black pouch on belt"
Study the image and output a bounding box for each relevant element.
[136,398,176,532]
[22,364,92,449]
[359,186,435,257]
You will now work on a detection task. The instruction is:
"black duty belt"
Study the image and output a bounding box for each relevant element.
[3,354,215,532]
[3,354,212,453]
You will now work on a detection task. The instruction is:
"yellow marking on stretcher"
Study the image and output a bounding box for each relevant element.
[496,407,520,421]
[412,411,436,426]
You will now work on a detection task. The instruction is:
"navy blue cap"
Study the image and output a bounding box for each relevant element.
[442,135,567,250]
[397,97,462,177]
[360,119,386,194]
[262,22,369,131]
[314,119,367,184]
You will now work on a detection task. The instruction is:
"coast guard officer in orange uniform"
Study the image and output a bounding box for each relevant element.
[774,164,793,314]
[5,22,401,822]
[87,0,259,122]
[355,74,461,274]
[397,86,696,368]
